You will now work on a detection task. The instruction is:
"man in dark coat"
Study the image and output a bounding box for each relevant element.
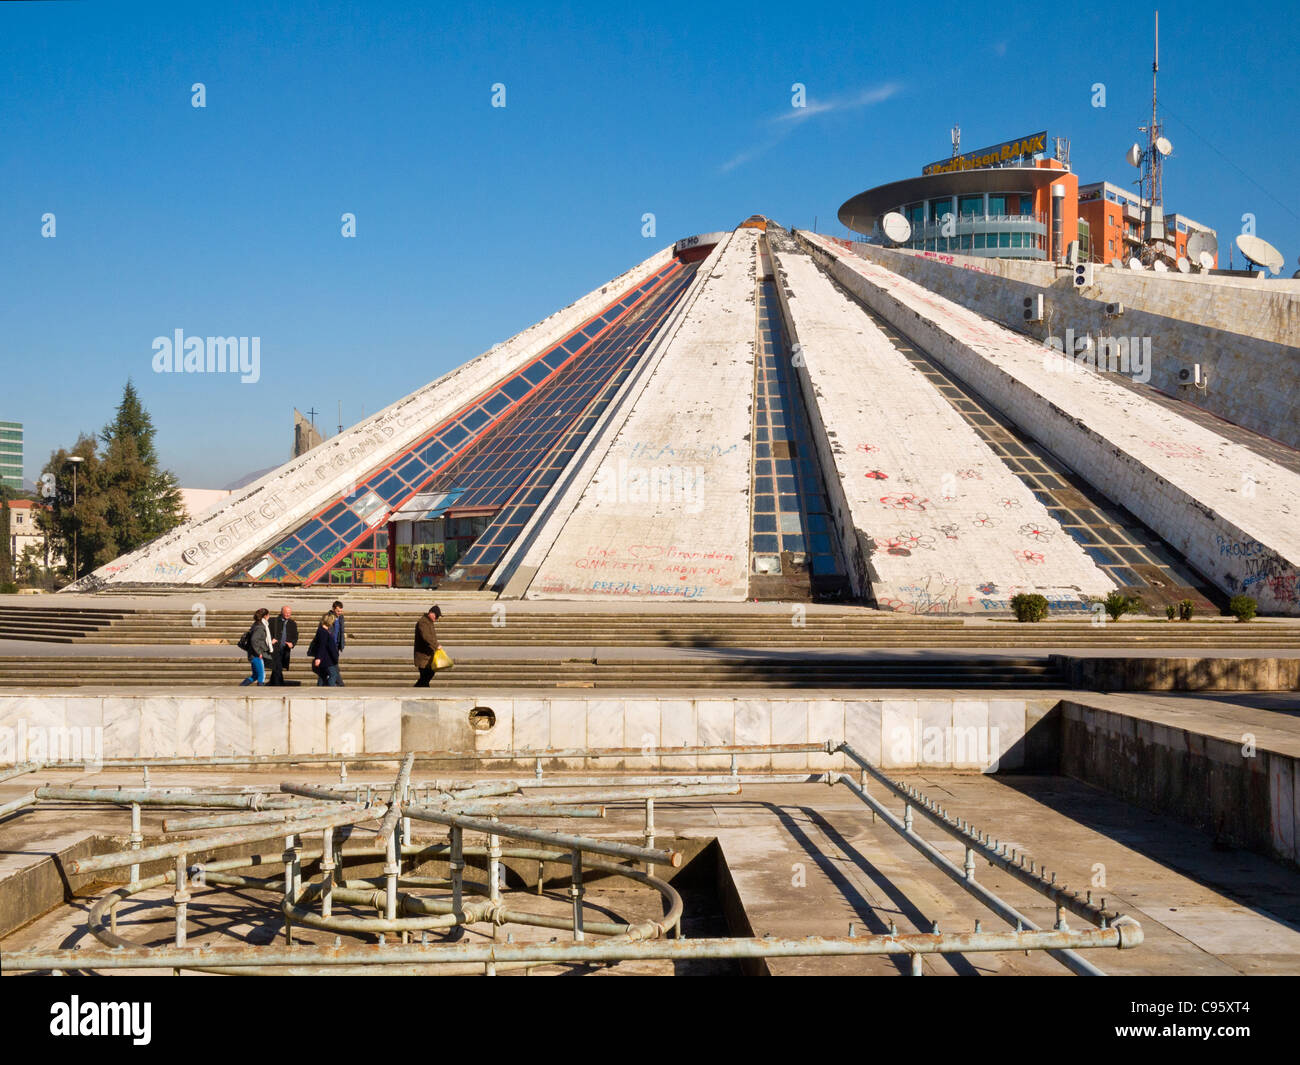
[268,605,299,686]
[413,604,442,687]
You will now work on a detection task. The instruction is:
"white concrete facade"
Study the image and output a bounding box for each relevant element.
[770,242,1114,614]
[804,231,1300,615]
[526,229,760,601]
[491,240,727,598]
[845,241,1300,450]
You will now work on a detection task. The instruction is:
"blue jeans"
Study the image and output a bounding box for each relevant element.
[241,656,266,685]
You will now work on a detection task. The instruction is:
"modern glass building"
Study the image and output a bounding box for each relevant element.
[0,422,22,493]
[838,130,1078,261]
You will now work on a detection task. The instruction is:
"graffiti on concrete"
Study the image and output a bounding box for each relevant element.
[879,493,929,511]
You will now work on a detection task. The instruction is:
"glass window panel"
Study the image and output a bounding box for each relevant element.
[441,424,471,448]
[302,525,338,555]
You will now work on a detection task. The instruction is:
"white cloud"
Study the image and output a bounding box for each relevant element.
[772,82,903,125]
[718,82,902,174]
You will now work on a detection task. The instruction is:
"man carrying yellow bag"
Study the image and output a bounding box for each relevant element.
[413,604,452,687]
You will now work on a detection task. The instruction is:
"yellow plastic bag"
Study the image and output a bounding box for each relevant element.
[433,647,454,671]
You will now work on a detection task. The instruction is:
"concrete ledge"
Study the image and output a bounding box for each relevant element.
[1052,655,1300,691]
[1060,696,1300,868]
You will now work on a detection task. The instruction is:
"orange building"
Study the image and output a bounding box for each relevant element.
[1076,181,1217,267]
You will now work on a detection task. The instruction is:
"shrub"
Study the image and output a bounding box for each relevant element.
[1229,595,1257,622]
[1178,599,1195,621]
[1011,593,1049,623]
[1165,605,1176,620]
[1101,591,1143,621]
[0,582,17,595]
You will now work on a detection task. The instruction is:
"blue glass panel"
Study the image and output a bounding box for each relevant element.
[371,474,405,501]
[500,377,531,401]
[441,424,471,448]
[521,362,551,386]
[318,503,348,527]
[461,408,490,432]
[394,455,427,484]
[279,544,315,569]
[302,525,337,555]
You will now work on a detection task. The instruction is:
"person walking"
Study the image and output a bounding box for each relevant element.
[413,604,443,687]
[319,600,346,685]
[268,605,298,686]
[240,608,273,686]
[308,619,341,687]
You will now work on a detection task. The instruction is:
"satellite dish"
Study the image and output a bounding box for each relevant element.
[1186,231,1218,266]
[1176,256,1190,273]
[880,211,912,245]
[1152,259,1168,272]
[1197,250,1215,270]
[1155,136,1173,156]
[1126,143,1142,167]
[1236,233,1285,275]
[1128,258,1144,271]
[1110,257,1123,268]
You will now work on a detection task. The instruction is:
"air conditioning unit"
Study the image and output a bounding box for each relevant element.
[1178,364,1206,389]
[1074,263,1095,287]
[1023,294,1044,322]
[1104,302,1125,317]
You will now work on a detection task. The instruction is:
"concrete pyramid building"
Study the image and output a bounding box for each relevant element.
[73,219,1300,614]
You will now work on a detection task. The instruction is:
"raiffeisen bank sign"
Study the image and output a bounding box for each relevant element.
[922,131,1049,176]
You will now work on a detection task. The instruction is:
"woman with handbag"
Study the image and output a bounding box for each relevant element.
[239,608,273,686]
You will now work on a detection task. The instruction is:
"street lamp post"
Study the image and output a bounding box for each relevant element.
[67,456,84,582]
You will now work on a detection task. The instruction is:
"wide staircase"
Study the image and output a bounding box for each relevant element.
[3,605,1299,649]
[1,605,1296,690]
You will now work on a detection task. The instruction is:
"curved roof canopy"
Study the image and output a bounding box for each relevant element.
[838,168,1069,236]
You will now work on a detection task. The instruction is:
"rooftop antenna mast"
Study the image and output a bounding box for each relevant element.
[1140,13,1168,237]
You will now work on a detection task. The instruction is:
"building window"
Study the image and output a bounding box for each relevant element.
[973,233,986,250]
[1106,191,1117,202]
[987,195,1007,216]
[958,195,983,217]
[1108,239,1115,251]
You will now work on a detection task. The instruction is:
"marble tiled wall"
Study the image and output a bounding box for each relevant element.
[0,693,1054,771]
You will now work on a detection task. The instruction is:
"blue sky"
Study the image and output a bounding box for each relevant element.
[3,0,1296,487]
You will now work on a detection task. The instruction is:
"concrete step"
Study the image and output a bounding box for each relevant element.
[0,655,1062,689]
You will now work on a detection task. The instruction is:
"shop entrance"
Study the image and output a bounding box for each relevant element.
[392,514,494,588]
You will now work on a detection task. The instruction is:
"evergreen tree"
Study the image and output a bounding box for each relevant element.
[41,383,186,582]
[101,380,159,467]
